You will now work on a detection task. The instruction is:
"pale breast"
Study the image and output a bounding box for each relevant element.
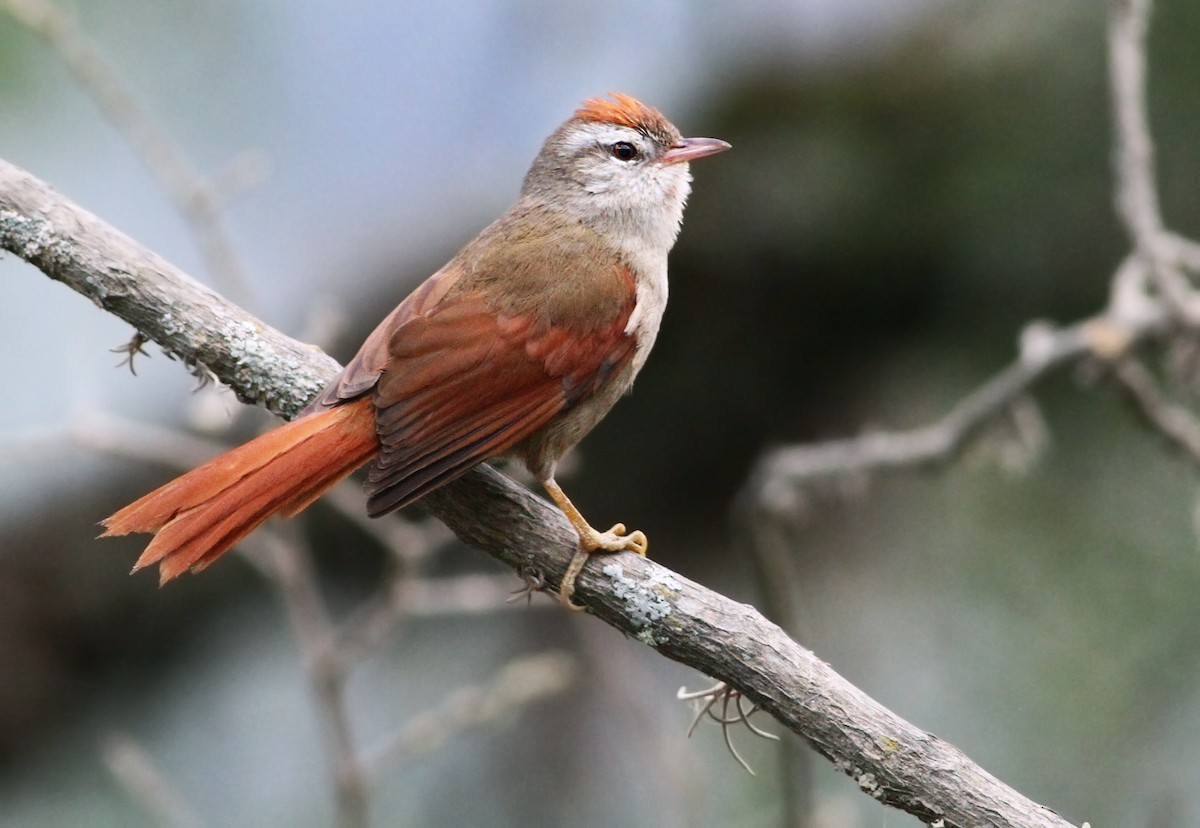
[622,246,669,380]
[514,251,668,481]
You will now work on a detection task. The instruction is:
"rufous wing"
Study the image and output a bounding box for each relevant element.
[363,286,637,517]
[306,267,463,412]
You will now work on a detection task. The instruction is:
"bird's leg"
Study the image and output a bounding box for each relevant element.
[542,477,648,609]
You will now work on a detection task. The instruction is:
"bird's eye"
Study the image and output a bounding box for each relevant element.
[610,141,638,161]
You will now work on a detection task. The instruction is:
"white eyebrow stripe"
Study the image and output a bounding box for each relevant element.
[560,122,646,155]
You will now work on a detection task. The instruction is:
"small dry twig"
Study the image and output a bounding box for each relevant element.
[746,0,1200,519]
[1107,0,1200,321]
[507,568,548,604]
[101,731,208,828]
[1,0,261,305]
[363,651,576,776]
[746,310,1166,519]
[110,331,151,375]
[1110,357,1200,461]
[678,680,779,776]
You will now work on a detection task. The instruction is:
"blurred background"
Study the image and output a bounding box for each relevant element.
[3,0,1200,825]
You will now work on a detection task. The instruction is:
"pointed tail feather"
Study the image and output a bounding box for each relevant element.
[101,397,378,583]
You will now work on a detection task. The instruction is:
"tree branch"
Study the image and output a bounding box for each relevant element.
[743,0,1200,517]
[101,732,208,828]
[0,158,336,418]
[743,309,1169,515]
[0,157,1079,827]
[1106,0,1200,321]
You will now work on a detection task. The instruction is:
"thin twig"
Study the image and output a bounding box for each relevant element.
[398,572,557,616]
[258,529,369,828]
[101,732,208,828]
[1108,0,1162,241]
[678,680,779,776]
[739,0,1197,513]
[1111,357,1200,461]
[747,310,1166,512]
[1107,0,1199,320]
[363,651,576,776]
[1,0,261,305]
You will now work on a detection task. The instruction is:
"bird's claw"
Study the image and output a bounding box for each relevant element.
[589,524,648,556]
[559,524,649,610]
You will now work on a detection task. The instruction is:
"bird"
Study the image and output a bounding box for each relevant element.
[101,93,730,607]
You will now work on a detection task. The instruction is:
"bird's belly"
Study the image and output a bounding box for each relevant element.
[513,360,638,480]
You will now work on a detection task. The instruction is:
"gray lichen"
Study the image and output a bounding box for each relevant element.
[603,562,675,630]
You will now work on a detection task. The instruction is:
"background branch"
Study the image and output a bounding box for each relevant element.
[101,732,208,828]
[744,308,1169,514]
[0,157,1079,827]
[1106,0,1200,321]
[745,0,1200,519]
[1,0,260,304]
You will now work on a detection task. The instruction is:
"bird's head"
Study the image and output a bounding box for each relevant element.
[522,93,730,253]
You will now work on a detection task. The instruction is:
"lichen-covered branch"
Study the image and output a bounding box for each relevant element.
[1,156,1078,827]
[0,158,335,417]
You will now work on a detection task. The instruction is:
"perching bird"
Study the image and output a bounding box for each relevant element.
[102,93,729,606]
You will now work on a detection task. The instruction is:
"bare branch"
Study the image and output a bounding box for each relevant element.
[258,529,369,828]
[746,310,1166,513]
[678,680,779,776]
[363,651,576,776]
[1111,357,1200,461]
[1106,0,1200,320]
[101,732,208,828]
[1108,0,1162,243]
[740,0,1199,517]
[1,0,260,304]
[0,157,1081,826]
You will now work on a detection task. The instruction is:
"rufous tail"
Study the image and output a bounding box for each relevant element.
[101,397,378,584]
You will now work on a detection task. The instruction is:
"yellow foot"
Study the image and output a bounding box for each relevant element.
[539,476,650,611]
[560,524,649,611]
[585,523,649,556]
